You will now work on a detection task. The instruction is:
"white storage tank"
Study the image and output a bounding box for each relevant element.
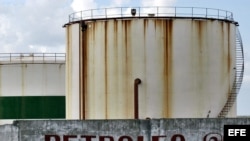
[64,7,244,119]
[0,53,66,124]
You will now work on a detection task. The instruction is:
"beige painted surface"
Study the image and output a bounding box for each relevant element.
[66,24,80,119]
[0,64,65,97]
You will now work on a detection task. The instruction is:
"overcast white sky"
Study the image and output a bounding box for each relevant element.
[0,0,249,116]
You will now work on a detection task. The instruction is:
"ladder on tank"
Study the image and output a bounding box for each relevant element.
[218,27,244,118]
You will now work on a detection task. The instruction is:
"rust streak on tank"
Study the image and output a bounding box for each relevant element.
[227,23,231,73]
[84,22,88,120]
[104,21,108,119]
[227,23,232,97]
[112,20,117,117]
[125,20,128,118]
[164,20,173,117]
[220,21,228,89]
[80,21,88,120]
[125,20,132,118]
[66,17,239,119]
[197,20,204,98]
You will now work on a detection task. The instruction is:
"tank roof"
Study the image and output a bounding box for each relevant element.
[66,6,236,24]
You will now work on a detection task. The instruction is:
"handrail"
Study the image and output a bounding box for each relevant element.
[218,27,244,117]
[68,7,234,23]
[0,53,66,64]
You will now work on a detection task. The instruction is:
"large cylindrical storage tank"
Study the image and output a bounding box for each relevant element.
[64,7,242,119]
[0,53,66,124]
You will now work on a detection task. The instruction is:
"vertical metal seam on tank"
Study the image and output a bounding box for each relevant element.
[165,20,173,117]
[143,19,146,116]
[227,23,231,74]
[80,21,87,120]
[83,22,86,120]
[160,20,165,117]
[143,19,147,117]
[164,20,168,117]
[197,20,203,114]
[84,21,88,120]
[79,22,82,119]
[114,20,118,118]
[105,21,108,119]
[169,20,173,117]
[124,20,129,118]
[69,25,73,119]
[166,20,172,117]
[227,23,232,105]
[66,25,71,119]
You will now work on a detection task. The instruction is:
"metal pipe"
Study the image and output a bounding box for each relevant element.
[134,78,141,119]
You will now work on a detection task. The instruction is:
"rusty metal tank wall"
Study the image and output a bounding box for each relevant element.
[65,18,236,119]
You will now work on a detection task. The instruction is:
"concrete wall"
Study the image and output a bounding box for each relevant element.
[0,124,18,141]
[1,118,250,140]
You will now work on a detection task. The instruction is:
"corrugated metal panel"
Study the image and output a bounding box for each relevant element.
[66,18,236,119]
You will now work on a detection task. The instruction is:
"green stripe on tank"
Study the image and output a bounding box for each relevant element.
[0,96,65,119]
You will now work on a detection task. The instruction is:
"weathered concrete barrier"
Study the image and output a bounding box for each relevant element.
[1,118,250,141]
[0,124,18,141]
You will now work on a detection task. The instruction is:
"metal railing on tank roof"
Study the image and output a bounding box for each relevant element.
[68,7,234,22]
[0,53,66,64]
